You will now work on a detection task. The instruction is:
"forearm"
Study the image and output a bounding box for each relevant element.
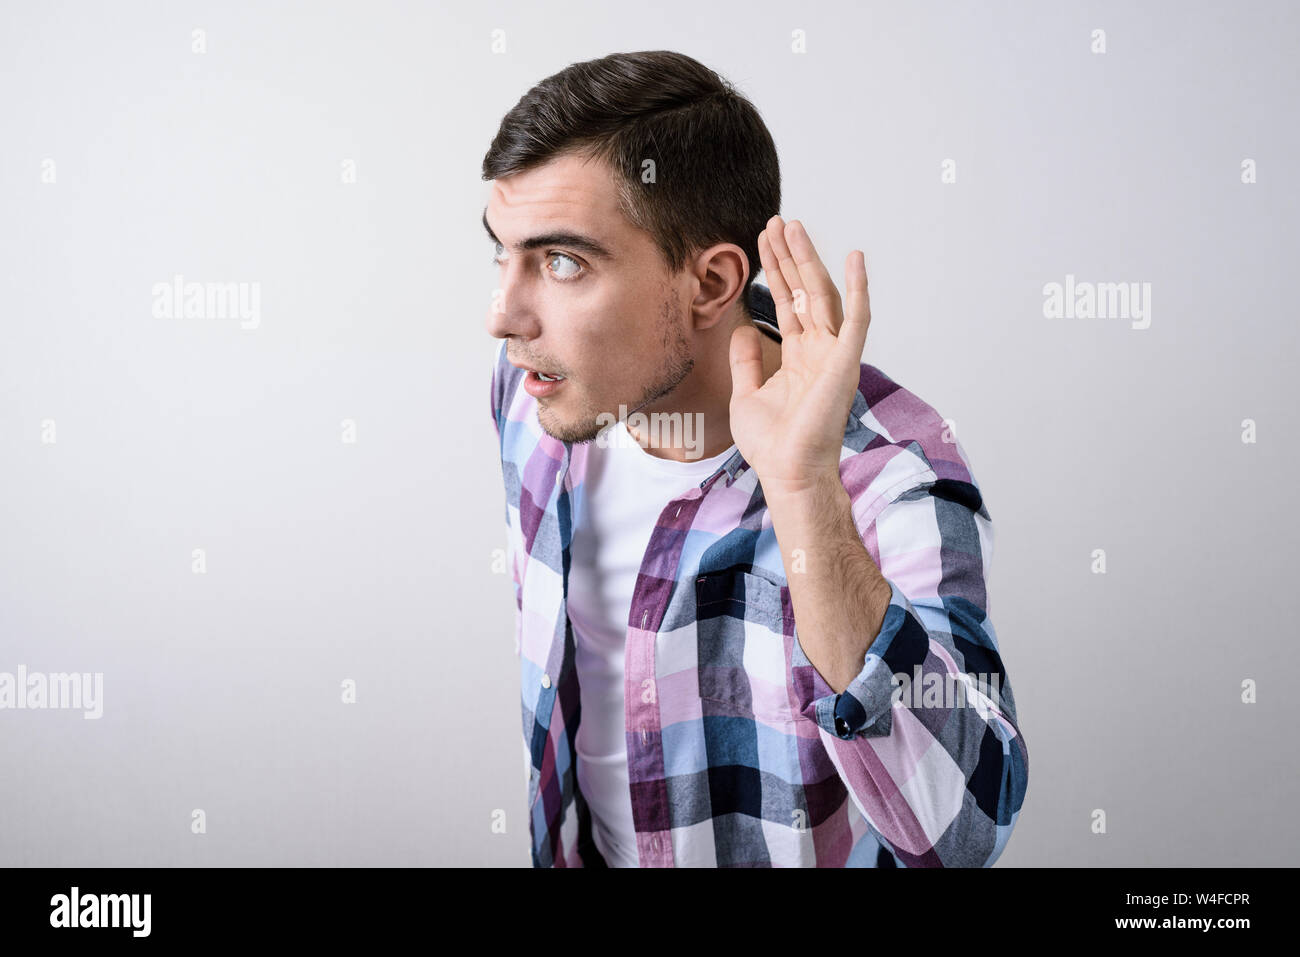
[765,471,894,693]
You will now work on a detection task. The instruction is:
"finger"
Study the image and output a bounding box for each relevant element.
[840,250,871,361]
[729,324,765,401]
[764,215,810,327]
[757,226,803,338]
[783,220,843,335]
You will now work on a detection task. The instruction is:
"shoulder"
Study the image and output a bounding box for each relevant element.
[838,362,989,522]
[747,283,987,521]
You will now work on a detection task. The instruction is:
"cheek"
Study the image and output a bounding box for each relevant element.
[567,294,664,388]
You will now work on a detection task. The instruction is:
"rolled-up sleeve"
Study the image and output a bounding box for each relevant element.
[794,475,1029,867]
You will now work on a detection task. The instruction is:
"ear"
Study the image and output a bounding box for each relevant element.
[689,242,749,330]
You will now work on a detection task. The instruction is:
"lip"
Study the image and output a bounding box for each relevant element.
[522,368,567,398]
[509,357,568,397]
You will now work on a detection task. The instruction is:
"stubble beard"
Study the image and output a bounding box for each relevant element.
[535,289,695,445]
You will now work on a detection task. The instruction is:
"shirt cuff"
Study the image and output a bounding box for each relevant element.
[812,576,926,740]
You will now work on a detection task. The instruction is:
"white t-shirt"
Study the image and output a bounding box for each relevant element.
[566,419,738,867]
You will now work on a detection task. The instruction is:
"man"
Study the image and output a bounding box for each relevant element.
[483,50,1028,867]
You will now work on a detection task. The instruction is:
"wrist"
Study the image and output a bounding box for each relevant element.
[764,468,849,515]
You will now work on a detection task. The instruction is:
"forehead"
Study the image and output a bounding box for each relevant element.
[487,151,625,234]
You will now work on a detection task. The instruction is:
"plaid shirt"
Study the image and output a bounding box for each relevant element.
[490,283,1029,867]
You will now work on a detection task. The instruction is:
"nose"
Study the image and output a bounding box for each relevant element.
[485,265,539,341]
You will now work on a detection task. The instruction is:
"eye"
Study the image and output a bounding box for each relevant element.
[490,241,505,265]
[547,252,583,281]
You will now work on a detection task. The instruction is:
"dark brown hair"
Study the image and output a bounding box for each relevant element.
[481,50,781,318]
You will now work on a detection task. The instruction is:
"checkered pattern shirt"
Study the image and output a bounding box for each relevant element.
[490,283,1029,867]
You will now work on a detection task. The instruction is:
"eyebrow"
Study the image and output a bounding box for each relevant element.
[482,207,614,261]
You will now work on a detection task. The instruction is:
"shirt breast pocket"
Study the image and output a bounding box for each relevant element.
[694,567,794,722]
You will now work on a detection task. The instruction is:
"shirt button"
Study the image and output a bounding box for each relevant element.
[651,836,660,853]
[541,673,551,689]
[834,715,851,737]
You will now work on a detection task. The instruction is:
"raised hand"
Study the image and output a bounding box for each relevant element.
[728,215,872,500]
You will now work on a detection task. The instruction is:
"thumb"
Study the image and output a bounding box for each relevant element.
[729,324,764,401]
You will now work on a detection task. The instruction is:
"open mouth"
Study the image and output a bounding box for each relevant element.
[523,368,568,398]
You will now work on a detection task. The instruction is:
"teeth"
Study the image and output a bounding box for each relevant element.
[536,372,564,381]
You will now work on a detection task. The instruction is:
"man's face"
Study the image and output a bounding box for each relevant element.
[484,151,693,443]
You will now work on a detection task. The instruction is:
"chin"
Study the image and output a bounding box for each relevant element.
[536,406,602,445]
